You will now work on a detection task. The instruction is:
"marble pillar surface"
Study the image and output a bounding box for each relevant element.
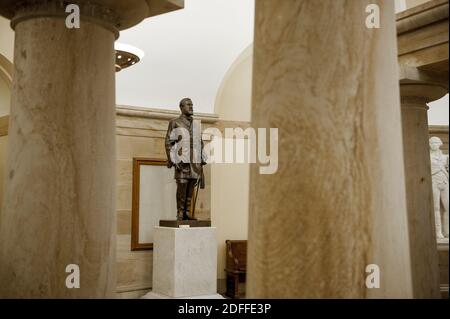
[247,0,413,298]
[0,13,117,298]
[0,0,183,299]
[400,83,447,298]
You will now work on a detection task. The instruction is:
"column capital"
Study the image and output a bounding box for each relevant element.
[10,1,121,37]
[0,0,184,31]
[400,83,448,109]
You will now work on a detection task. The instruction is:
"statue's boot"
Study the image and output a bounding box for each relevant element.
[182,209,197,220]
[182,193,197,220]
[177,210,184,221]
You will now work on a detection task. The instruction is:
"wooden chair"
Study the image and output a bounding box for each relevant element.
[225,240,247,298]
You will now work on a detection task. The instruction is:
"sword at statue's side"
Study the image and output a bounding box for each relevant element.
[191,176,201,219]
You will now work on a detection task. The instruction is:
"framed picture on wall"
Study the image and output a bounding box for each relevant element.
[131,157,177,250]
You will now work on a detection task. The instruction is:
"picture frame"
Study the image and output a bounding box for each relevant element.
[131,157,177,250]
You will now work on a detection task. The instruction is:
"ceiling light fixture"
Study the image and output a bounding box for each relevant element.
[114,42,145,72]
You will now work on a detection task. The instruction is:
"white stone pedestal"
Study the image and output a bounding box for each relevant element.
[143,226,223,299]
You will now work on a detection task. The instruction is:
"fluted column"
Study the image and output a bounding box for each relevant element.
[0,0,183,298]
[248,0,413,298]
[400,83,447,298]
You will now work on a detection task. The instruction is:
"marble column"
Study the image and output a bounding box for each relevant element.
[400,83,447,298]
[0,0,182,298]
[248,0,413,298]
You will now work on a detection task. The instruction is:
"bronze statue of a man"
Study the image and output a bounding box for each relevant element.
[165,98,207,220]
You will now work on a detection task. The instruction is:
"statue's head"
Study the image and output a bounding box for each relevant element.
[179,98,193,116]
[429,136,443,151]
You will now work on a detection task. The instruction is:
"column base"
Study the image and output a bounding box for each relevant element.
[438,241,449,299]
[142,291,225,299]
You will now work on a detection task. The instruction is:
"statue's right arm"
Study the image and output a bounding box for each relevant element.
[165,120,175,168]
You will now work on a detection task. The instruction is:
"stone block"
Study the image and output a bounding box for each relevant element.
[152,226,217,297]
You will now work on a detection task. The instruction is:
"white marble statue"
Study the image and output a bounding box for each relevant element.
[429,136,449,239]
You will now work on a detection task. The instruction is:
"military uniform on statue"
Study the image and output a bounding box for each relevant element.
[164,97,207,222]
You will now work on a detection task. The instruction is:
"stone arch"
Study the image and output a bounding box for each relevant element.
[0,53,12,116]
[214,44,253,122]
[0,53,13,89]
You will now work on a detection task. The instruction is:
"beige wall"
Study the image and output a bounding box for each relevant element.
[211,160,249,281]
[214,45,253,122]
[212,45,253,285]
[0,17,14,62]
[0,16,12,221]
[0,77,10,117]
[0,135,7,215]
[0,56,10,211]
[0,42,12,119]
